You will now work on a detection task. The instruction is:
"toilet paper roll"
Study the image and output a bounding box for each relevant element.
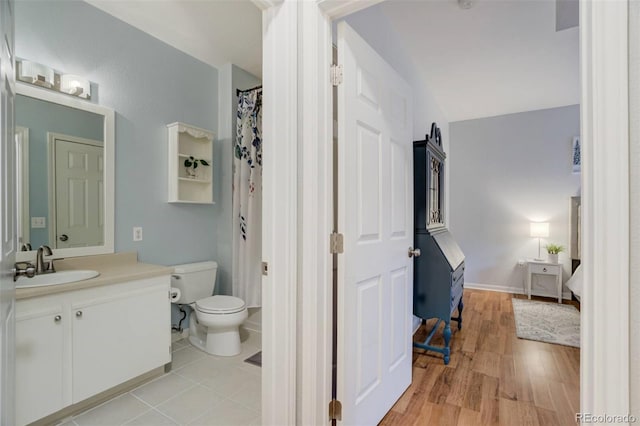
[170,287,181,303]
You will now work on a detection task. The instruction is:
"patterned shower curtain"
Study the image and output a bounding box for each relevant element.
[232,88,262,307]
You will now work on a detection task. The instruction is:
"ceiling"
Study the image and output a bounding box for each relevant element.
[85,0,262,78]
[85,0,578,122]
[376,0,579,122]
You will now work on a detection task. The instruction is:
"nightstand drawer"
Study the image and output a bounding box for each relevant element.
[530,263,560,275]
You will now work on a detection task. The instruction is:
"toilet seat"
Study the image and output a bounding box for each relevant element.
[196,295,246,314]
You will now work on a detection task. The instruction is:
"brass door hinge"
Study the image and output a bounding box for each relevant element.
[329,399,342,421]
[330,64,343,86]
[330,232,344,254]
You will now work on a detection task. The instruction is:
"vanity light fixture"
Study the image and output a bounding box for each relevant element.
[60,74,91,99]
[530,222,549,260]
[16,59,93,100]
[17,60,54,88]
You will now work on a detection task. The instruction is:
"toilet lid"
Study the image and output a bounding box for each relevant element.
[196,295,245,314]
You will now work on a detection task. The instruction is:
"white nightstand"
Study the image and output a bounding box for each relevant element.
[526,259,563,303]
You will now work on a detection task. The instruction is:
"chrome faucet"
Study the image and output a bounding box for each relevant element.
[35,245,54,274]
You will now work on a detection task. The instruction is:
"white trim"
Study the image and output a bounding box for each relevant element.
[464,282,572,300]
[15,83,115,262]
[15,127,30,248]
[261,2,298,425]
[298,2,333,425]
[250,0,282,11]
[580,1,630,420]
[317,0,384,20]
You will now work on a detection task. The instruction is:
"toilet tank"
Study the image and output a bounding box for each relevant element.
[171,261,218,304]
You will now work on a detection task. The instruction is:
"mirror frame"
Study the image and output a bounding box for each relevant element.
[15,82,115,261]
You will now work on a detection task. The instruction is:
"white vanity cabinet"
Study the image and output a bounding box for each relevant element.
[16,276,171,425]
[16,299,66,426]
[72,283,170,402]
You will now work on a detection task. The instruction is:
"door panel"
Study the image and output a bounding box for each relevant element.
[72,283,170,403]
[337,21,413,425]
[16,304,65,426]
[54,139,103,248]
[356,124,381,241]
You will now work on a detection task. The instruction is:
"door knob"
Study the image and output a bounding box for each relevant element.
[59,234,69,242]
[408,247,421,258]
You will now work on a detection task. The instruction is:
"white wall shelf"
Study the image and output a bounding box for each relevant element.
[167,122,215,204]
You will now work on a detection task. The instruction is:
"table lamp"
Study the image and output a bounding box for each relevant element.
[530,222,549,260]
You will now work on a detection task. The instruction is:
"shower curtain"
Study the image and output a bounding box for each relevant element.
[232,88,262,307]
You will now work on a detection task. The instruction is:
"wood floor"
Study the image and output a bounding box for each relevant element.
[380,289,580,426]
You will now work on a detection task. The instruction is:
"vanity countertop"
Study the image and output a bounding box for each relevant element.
[16,252,174,300]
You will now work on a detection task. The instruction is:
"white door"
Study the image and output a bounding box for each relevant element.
[337,22,414,425]
[0,0,16,424]
[54,138,104,248]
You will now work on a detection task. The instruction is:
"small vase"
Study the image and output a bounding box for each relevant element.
[185,167,197,179]
[548,253,559,264]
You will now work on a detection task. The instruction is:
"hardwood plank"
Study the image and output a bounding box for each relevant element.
[529,376,555,411]
[536,406,562,426]
[457,408,481,426]
[390,367,427,414]
[499,398,540,426]
[419,402,461,426]
[479,375,500,426]
[381,289,580,425]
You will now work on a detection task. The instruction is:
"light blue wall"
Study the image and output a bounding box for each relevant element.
[16,94,103,248]
[449,105,581,294]
[15,1,220,267]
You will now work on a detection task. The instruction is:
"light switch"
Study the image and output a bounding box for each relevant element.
[31,217,46,228]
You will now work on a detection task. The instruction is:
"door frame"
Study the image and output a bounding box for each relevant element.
[256,0,630,424]
[579,1,630,418]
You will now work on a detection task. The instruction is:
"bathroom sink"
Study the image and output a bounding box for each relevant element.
[15,270,100,288]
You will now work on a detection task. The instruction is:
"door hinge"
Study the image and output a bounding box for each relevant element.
[329,399,342,421]
[331,64,343,86]
[330,232,344,254]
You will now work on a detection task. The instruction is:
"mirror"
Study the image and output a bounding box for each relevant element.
[15,83,115,261]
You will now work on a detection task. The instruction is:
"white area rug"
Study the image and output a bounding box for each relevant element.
[512,298,580,348]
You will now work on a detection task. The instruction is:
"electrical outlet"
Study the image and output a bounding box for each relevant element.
[133,227,143,241]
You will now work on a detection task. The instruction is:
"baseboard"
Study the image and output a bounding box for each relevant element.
[464,282,572,300]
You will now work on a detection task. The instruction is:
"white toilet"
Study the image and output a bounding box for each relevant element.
[171,261,247,356]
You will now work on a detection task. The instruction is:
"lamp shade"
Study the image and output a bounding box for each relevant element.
[530,222,549,238]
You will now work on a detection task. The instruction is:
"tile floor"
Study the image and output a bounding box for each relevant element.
[58,330,262,426]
